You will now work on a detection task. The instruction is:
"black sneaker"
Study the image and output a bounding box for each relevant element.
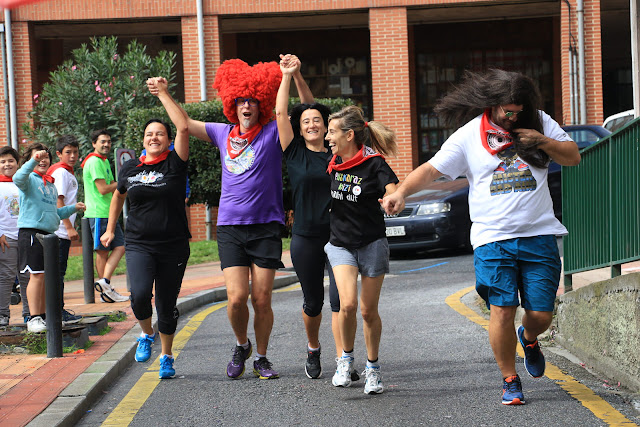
[62,309,82,325]
[305,347,322,379]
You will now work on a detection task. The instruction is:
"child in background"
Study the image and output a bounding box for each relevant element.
[48,135,83,324]
[0,146,30,326]
[14,142,85,333]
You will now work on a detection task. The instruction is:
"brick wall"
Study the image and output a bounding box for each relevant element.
[369,7,414,180]
[11,21,35,150]
[560,0,603,125]
[188,204,216,241]
[181,15,220,103]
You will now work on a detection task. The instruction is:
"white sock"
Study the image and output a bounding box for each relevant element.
[141,332,155,339]
[341,350,354,359]
[255,352,266,361]
[308,344,320,352]
[366,359,380,369]
[237,341,250,349]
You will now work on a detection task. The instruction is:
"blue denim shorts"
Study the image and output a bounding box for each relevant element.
[474,235,561,312]
[324,238,389,278]
[89,218,124,251]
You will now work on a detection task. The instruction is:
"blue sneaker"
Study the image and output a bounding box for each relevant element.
[159,355,175,379]
[517,325,545,378]
[135,334,155,362]
[502,375,525,405]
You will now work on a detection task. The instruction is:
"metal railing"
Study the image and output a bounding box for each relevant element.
[562,117,640,290]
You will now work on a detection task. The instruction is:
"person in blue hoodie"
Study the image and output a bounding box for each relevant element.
[14,142,85,333]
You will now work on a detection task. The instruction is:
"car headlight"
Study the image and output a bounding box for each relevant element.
[416,202,451,215]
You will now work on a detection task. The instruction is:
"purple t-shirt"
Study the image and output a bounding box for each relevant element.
[205,120,284,225]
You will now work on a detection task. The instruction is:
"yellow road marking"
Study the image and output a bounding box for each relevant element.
[102,302,228,427]
[102,284,302,426]
[446,286,636,426]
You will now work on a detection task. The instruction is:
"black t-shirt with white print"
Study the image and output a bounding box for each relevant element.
[328,156,398,249]
[117,150,191,245]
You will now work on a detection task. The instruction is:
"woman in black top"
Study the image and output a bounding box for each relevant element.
[101,77,190,380]
[324,106,398,395]
[276,54,345,380]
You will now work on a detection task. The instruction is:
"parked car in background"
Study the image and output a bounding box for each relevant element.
[384,176,471,253]
[603,110,634,133]
[385,124,610,254]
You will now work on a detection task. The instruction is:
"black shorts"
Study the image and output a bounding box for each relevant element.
[18,228,48,274]
[217,222,284,270]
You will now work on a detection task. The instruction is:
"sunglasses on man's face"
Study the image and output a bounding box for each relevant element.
[500,106,524,118]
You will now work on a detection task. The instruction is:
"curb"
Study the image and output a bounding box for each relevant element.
[27,273,299,427]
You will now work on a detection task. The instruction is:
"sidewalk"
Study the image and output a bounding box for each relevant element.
[0,251,297,427]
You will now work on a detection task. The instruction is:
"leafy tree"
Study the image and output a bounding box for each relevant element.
[22,36,176,157]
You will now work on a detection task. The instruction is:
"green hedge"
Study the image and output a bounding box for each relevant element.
[125,97,353,208]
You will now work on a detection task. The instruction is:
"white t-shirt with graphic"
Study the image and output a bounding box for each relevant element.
[428,110,572,249]
[0,181,20,240]
[51,168,78,240]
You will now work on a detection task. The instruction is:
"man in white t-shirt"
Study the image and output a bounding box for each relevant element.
[48,135,83,324]
[381,69,580,405]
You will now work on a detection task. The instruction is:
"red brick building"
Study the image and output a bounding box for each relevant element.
[0,0,631,240]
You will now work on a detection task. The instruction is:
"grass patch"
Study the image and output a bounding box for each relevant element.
[64,238,292,281]
[98,326,112,335]
[22,333,95,354]
[106,311,127,322]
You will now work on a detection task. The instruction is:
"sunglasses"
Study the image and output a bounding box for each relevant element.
[234,97,260,107]
[500,105,524,118]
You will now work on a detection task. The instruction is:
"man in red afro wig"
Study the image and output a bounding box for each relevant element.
[213,58,281,126]
[147,58,284,381]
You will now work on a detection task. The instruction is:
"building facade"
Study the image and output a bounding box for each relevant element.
[0,0,630,240]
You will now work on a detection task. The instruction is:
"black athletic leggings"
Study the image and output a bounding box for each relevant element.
[126,240,190,335]
[290,233,339,317]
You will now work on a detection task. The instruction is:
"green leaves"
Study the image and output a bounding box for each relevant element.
[23,36,176,159]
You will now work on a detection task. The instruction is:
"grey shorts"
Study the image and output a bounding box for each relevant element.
[324,238,390,278]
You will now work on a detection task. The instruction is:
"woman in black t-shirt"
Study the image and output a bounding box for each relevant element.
[324,106,399,395]
[276,54,346,380]
[101,77,190,380]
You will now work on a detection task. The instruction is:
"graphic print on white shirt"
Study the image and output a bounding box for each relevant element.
[489,148,537,195]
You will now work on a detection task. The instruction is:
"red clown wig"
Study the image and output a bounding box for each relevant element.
[213,59,282,126]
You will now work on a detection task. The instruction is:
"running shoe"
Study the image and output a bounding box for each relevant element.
[363,366,384,394]
[305,347,322,379]
[62,309,82,325]
[332,356,353,387]
[159,355,176,379]
[135,334,155,362]
[253,357,280,379]
[27,316,46,333]
[95,278,129,303]
[517,325,546,378]
[502,375,525,405]
[227,340,252,379]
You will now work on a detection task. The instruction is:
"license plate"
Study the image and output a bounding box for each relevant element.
[386,226,406,237]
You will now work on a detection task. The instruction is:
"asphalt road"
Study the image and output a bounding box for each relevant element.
[78,248,640,426]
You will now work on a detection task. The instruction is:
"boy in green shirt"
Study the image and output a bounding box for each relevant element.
[81,129,128,303]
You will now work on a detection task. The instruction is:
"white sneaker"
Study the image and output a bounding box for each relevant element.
[332,357,353,387]
[363,366,384,394]
[27,316,47,333]
[95,278,129,303]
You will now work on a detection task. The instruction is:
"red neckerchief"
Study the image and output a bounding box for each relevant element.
[81,152,107,168]
[226,124,263,159]
[137,149,170,167]
[0,175,12,182]
[481,109,514,155]
[47,162,74,175]
[34,170,55,185]
[327,145,383,174]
